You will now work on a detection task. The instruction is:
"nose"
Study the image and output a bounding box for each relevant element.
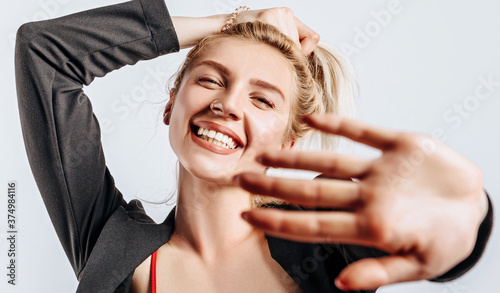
[210,88,244,120]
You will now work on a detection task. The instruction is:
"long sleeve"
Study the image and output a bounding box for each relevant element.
[15,0,179,278]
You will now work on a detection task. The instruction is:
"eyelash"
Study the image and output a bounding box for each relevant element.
[197,77,222,87]
[253,96,275,109]
[196,77,275,109]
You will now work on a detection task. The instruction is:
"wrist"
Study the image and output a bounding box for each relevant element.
[171,14,228,49]
[478,189,489,223]
[222,6,250,32]
[431,191,493,282]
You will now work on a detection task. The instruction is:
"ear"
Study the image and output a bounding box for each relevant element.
[163,91,175,125]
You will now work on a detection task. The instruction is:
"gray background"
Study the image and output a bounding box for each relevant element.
[1,0,499,292]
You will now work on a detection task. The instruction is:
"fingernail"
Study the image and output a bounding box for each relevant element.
[335,278,349,291]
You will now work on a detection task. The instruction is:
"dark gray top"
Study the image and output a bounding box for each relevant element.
[14,0,493,292]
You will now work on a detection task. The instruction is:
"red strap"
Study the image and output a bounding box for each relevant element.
[150,250,157,293]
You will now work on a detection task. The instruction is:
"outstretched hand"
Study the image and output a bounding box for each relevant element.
[233,114,488,291]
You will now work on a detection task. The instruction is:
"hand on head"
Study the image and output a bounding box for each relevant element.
[236,8,320,56]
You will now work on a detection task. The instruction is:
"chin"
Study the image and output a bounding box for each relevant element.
[180,156,263,186]
[196,167,233,184]
[180,158,236,184]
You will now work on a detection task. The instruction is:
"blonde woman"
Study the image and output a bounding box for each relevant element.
[15,0,491,292]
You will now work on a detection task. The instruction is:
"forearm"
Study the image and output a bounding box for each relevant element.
[172,15,228,49]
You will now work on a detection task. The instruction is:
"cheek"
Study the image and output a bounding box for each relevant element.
[167,91,197,153]
[169,86,207,128]
[248,110,290,149]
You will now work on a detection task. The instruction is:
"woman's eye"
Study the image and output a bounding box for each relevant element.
[197,77,222,87]
[253,96,275,109]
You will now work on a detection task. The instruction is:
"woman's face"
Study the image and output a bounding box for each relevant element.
[168,37,294,183]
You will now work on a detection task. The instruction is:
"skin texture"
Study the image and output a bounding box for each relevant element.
[234,114,488,291]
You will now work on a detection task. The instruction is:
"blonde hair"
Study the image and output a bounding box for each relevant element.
[169,22,356,207]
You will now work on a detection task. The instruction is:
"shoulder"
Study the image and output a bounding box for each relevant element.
[125,199,157,223]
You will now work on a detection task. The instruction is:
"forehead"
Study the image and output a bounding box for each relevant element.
[191,37,294,96]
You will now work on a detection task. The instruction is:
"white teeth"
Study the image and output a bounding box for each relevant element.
[195,126,238,150]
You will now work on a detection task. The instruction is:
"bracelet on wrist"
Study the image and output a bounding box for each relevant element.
[222,6,250,32]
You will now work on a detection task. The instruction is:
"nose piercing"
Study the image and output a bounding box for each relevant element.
[210,100,224,115]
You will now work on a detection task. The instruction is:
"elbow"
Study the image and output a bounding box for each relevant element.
[14,22,44,104]
[16,22,34,40]
[15,21,41,52]
[16,18,50,40]
[15,19,54,58]
[15,22,36,60]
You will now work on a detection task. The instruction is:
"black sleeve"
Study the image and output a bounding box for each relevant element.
[14,0,179,278]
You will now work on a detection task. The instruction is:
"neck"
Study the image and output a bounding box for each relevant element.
[171,166,264,261]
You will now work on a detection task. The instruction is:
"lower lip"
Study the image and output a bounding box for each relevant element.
[190,131,239,155]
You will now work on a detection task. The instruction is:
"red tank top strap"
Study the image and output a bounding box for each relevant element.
[150,250,157,293]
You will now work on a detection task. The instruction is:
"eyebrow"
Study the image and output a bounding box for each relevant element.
[250,79,285,101]
[196,60,231,77]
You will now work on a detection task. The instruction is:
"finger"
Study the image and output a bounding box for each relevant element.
[241,208,361,244]
[304,114,399,151]
[335,255,424,291]
[275,13,300,48]
[257,150,372,179]
[235,173,361,208]
[252,8,301,48]
[294,18,320,55]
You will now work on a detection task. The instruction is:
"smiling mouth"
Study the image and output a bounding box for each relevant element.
[191,125,240,150]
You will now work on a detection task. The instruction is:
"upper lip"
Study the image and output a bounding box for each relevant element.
[192,121,245,148]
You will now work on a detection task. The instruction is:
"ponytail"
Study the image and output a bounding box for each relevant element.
[300,41,357,152]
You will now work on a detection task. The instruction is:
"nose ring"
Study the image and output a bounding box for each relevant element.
[210,100,224,115]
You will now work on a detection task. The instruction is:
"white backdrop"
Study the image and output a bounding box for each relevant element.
[1,0,499,292]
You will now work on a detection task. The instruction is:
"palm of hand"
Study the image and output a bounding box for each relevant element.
[235,114,487,290]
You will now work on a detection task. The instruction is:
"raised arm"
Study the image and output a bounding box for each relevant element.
[15,0,324,280]
[172,8,320,54]
[15,0,179,276]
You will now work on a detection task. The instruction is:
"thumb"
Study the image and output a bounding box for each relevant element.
[335,256,426,291]
[294,18,320,56]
